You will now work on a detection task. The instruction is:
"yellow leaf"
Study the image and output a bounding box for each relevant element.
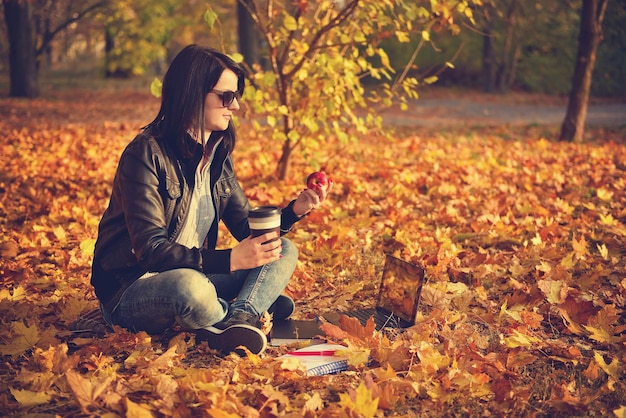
[584,325,615,344]
[283,14,298,31]
[596,188,613,201]
[229,52,244,64]
[599,213,617,226]
[421,30,430,41]
[373,363,397,380]
[0,321,41,356]
[572,235,588,259]
[279,356,306,372]
[446,282,468,295]
[499,302,524,322]
[560,252,575,269]
[303,392,324,413]
[125,397,155,418]
[10,388,52,406]
[614,405,626,418]
[0,285,26,302]
[344,342,370,367]
[203,8,218,29]
[594,351,619,379]
[79,238,95,256]
[377,48,391,70]
[537,279,567,304]
[597,243,609,260]
[150,78,162,98]
[339,382,379,418]
[415,341,450,371]
[502,329,542,348]
[395,31,410,43]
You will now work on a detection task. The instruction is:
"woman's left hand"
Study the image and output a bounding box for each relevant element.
[292,183,331,217]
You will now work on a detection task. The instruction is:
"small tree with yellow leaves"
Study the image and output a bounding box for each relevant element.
[206,0,480,179]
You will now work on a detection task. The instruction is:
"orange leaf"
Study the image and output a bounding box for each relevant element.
[65,369,112,413]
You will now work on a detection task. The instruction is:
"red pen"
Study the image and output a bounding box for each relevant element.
[287,350,338,356]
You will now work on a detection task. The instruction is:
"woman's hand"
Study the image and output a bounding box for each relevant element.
[292,182,331,217]
[230,232,282,272]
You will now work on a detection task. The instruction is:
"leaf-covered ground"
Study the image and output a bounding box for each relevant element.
[1,89,625,417]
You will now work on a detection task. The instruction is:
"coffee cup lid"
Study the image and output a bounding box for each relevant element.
[248,205,281,218]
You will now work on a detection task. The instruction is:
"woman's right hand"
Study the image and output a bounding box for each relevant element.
[229,232,282,272]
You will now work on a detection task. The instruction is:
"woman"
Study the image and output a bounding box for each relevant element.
[90,44,328,356]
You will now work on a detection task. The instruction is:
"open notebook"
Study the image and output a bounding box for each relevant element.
[323,254,425,330]
[277,343,350,376]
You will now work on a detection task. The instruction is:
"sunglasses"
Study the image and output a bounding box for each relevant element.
[210,89,241,107]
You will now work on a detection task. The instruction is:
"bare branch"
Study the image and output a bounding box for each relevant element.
[36,0,109,57]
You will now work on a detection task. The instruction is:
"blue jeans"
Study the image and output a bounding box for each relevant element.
[104,238,298,334]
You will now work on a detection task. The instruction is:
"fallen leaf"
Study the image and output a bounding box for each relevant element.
[65,369,112,413]
[339,381,379,418]
[9,387,52,406]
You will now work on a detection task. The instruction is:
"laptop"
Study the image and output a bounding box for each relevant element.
[269,254,425,346]
[323,254,425,331]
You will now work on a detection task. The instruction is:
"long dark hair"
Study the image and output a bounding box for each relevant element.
[146,44,245,159]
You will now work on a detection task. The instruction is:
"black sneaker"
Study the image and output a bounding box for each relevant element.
[196,311,267,356]
[268,294,295,320]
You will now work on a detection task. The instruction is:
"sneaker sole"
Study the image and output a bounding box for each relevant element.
[197,324,267,356]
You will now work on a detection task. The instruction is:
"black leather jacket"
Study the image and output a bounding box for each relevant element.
[91,129,301,313]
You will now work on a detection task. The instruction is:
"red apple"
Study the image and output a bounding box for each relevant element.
[306,171,332,192]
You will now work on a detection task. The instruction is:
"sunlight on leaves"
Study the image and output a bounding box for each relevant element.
[1,89,625,416]
[338,382,379,418]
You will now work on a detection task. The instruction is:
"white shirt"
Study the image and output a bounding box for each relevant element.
[176,139,221,249]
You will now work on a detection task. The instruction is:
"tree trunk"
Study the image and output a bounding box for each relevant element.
[104,27,115,78]
[559,0,608,142]
[497,0,518,93]
[482,26,496,93]
[3,0,39,98]
[237,0,261,68]
[275,143,291,180]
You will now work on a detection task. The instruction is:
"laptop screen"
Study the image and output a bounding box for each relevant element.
[376,255,425,324]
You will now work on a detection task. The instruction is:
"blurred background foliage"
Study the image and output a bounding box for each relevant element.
[0,0,623,96]
[383,0,625,96]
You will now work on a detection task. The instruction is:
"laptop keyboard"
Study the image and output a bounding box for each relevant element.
[346,309,409,330]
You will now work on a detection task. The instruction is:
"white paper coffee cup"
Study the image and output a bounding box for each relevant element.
[249,206,281,239]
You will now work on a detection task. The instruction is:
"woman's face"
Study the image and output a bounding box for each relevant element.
[204,69,240,132]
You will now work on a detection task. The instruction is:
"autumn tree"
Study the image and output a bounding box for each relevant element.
[2,0,107,98]
[98,0,190,78]
[559,0,609,143]
[207,0,481,180]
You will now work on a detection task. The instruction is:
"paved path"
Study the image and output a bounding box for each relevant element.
[382,96,626,127]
